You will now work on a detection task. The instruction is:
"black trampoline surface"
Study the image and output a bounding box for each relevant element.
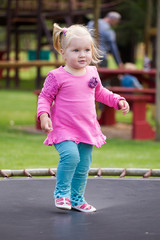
[0,178,160,240]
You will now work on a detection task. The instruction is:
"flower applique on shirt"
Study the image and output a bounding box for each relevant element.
[88,77,98,88]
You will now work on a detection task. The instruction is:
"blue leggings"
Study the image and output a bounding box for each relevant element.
[54,141,93,206]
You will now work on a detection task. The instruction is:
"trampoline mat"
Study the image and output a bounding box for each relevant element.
[0,178,160,240]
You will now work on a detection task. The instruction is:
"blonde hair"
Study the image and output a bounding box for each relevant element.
[53,23,101,64]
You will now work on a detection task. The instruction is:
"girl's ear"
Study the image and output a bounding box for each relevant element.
[60,48,66,61]
[60,49,66,60]
[60,49,64,56]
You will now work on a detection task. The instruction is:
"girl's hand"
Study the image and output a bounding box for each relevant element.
[40,113,53,134]
[118,100,130,115]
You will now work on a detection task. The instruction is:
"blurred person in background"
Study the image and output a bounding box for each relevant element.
[119,63,143,89]
[87,11,123,68]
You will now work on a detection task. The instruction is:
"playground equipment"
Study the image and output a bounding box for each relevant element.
[0,0,112,88]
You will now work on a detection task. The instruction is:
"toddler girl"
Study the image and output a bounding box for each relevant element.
[37,23,129,213]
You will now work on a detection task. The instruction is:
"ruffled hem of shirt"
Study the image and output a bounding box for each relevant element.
[43,134,106,148]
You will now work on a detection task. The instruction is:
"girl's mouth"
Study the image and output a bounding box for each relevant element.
[79,60,86,64]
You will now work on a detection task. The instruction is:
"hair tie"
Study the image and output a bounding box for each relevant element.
[62,27,67,35]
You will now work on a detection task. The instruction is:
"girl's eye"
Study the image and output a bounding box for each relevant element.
[73,49,79,52]
[86,49,90,52]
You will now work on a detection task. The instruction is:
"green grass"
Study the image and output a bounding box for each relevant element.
[92,139,160,169]
[0,89,59,169]
[0,89,160,171]
[0,127,59,169]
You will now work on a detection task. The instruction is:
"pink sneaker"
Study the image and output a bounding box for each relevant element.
[55,197,71,210]
[72,203,96,213]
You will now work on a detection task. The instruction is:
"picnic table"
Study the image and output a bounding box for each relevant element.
[98,67,156,88]
[98,86,155,140]
[0,60,64,88]
[0,60,64,68]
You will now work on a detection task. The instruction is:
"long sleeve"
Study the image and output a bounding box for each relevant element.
[37,72,59,120]
[95,70,124,109]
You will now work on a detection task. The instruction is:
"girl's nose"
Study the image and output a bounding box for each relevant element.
[79,51,85,57]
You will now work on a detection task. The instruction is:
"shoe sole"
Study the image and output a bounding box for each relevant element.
[55,202,71,210]
[55,205,71,210]
[72,206,96,213]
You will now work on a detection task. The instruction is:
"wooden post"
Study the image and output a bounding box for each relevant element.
[36,0,42,89]
[156,0,160,141]
[15,23,19,88]
[144,0,152,56]
[6,0,12,88]
[93,0,101,45]
[65,0,73,26]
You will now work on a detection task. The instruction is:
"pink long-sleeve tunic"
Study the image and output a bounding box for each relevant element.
[37,65,124,148]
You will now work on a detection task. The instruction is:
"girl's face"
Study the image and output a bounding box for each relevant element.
[61,37,92,72]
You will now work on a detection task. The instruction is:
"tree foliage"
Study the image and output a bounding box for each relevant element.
[115,0,157,46]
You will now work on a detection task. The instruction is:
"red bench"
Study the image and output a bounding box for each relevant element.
[98,87,156,140]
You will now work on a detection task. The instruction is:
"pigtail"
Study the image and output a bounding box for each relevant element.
[53,23,63,53]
